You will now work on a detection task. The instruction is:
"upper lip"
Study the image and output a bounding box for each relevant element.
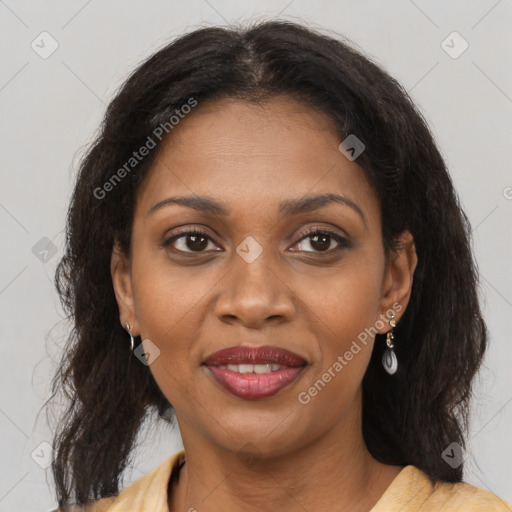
[203,345,307,367]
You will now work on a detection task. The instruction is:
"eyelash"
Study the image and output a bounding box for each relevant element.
[161,226,350,255]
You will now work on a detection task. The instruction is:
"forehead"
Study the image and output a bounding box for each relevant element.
[135,96,379,226]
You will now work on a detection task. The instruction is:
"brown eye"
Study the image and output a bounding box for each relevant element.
[292,229,350,253]
[182,233,209,251]
[162,229,220,253]
[306,233,331,251]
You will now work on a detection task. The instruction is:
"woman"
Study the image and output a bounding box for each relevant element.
[47,19,511,511]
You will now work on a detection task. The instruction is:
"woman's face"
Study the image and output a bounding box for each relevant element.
[112,96,416,458]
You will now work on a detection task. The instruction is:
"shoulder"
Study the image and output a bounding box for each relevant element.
[50,496,118,511]
[50,449,185,512]
[373,465,511,512]
[429,479,512,511]
[407,466,511,511]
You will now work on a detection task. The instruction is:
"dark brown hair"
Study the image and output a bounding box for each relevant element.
[44,19,487,508]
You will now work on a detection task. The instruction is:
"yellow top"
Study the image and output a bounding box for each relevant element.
[56,449,511,511]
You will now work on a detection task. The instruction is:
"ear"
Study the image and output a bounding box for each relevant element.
[111,242,139,336]
[376,230,418,333]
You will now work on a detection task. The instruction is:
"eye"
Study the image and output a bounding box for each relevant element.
[162,226,351,255]
[162,228,221,253]
[291,227,350,254]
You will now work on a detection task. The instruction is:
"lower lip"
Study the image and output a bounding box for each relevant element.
[206,366,305,400]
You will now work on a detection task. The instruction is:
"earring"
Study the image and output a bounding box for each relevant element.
[382,313,398,375]
[125,322,135,352]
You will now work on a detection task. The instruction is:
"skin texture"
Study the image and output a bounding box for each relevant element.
[111,96,418,512]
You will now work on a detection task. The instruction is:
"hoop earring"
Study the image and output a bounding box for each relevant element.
[382,313,398,375]
[125,322,135,352]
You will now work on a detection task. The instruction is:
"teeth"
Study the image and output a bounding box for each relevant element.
[217,364,287,374]
[254,364,271,374]
[238,364,254,374]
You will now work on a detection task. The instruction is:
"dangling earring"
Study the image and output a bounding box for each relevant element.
[382,313,398,375]
[125,322,135,352]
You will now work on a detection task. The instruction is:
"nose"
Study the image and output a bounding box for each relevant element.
[213,247,296,329]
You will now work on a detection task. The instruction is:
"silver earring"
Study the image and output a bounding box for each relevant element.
[125,322,135,352]
[382,313,398,375]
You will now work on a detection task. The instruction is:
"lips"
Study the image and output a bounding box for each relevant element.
[203,345,307,400]
[203,345,307,367]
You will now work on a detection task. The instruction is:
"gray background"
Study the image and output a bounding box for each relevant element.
[1,0,511,510]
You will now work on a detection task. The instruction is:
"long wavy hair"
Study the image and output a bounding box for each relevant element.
[44,19,487,507]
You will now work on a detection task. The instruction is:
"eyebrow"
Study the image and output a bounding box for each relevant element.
[147,193,367,227]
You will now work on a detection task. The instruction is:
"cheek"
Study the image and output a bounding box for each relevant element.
[130,244,220,340]
[129,251,218,392]
[295,285,377,422]
[296,254,383,396]
[130,265,207,411]
[304,254,384,343]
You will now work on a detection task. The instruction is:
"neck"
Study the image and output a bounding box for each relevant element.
[168,405,402,511]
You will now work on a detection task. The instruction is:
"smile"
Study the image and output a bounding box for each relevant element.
[203,345,307,400]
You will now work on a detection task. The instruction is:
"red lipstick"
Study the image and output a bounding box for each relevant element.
[203,345,307,400]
